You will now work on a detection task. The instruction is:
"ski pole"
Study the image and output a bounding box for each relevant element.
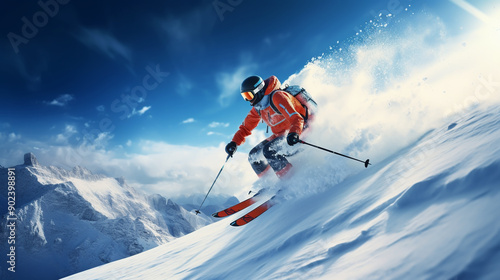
[299,140,371,168]
[195,154,231,215]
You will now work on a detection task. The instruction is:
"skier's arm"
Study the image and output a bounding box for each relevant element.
[272,92,305,135]
[232,107,261,145]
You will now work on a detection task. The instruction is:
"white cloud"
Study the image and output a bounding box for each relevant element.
[216,59,257,107]
[1,135,259,200]
[244,129,267,149]
[8,133,21,142]
[208,122,229,128]
[137,106,151,115]
[44,94,74,107]
[55,125,78,143]
[96,105,105,112]
[182,118,195,124]
[157,6,216,53]
[55,134,67,143]
[128,140,256,198]
[176,73,194,96]
[128,106,151,118]
[65,125,77,134]
[207,131,227,137]
[76,28,132,62]
[55,134,66,143]
[93,132,114,148]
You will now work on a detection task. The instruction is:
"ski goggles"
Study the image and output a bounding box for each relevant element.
[241,80,265,101]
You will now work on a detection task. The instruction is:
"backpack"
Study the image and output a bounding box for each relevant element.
[270,85,318,123]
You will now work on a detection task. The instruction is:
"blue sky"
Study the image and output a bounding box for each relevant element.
[1,0,498,197]
[3,1,395,146]
[2,0,388,148]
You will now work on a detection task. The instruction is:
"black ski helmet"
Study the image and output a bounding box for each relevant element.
[240,76,265,103]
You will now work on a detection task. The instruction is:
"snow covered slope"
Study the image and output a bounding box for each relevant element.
[64,103,500,279]
[0,155,211,280]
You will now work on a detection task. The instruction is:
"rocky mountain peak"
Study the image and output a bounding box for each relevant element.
[24,152,39,166]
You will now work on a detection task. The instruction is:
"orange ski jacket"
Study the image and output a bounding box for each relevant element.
[232,76,306,146]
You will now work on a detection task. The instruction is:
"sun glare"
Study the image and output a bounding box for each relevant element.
[449,0,499,28]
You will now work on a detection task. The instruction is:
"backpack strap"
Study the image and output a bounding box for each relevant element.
[269,90,309,123]
[303,105,309,122]
[269,91,281,114]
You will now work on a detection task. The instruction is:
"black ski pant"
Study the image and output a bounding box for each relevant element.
[248,136,292,177]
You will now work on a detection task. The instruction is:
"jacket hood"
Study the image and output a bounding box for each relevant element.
[263,76,281,95]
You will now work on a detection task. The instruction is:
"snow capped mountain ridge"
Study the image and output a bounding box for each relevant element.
[0,153,212,280]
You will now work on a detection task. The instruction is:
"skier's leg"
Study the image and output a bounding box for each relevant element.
[262,136,292,178]
[248,139,271,177]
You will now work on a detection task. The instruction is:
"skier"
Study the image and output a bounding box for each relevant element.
[225,75,313,179]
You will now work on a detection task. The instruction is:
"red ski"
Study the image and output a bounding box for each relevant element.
[212,189,267,218]
[230,196,277,226]
[212,196,260,218]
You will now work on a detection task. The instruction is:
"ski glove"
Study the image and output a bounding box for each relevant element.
[225,141,237,157]
[287,132,300,146]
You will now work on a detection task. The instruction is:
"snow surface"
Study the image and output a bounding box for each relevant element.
[63,104,500,280]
